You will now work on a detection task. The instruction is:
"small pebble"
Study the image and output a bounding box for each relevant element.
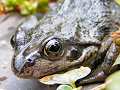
[0,40,7,47]
[0,76,7,81]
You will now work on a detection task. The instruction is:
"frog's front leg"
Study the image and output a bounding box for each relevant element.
[82,36,113,69]
[75,38,120,86]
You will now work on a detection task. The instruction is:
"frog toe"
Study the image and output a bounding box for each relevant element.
[75,70,107,86]
[109,64,120,74]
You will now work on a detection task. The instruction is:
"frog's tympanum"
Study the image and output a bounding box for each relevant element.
[11,0,120,86]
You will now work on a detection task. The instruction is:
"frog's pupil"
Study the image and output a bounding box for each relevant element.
[49,42,60,52]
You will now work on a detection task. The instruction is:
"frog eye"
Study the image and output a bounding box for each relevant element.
[43,38,64,60]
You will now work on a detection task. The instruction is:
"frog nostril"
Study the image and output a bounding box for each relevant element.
[28,59,34,63]
[27,59,35,66]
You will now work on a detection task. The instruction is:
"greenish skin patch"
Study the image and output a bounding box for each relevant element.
[11,0,120,87]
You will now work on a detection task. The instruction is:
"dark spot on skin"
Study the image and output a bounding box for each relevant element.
[100,26,110,35]
[23,67,33,76]
[100,0,111,7]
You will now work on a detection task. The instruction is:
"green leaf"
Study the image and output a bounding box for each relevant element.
[106,71,120,90]
[113,54,120,66]
[72,87,82,90]
[39,66,91,85]
[56,85,73,90]
[37,0,49,13]
[115,0,120,5]
[20,1,36,15]
[6,0,17,7]
[6,0,22,6]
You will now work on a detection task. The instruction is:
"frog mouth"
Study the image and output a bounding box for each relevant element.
[12,54,91,84]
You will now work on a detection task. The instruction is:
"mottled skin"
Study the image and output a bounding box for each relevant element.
[11,0,120,86]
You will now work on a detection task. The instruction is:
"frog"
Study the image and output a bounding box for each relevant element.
[11,0,120,87]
